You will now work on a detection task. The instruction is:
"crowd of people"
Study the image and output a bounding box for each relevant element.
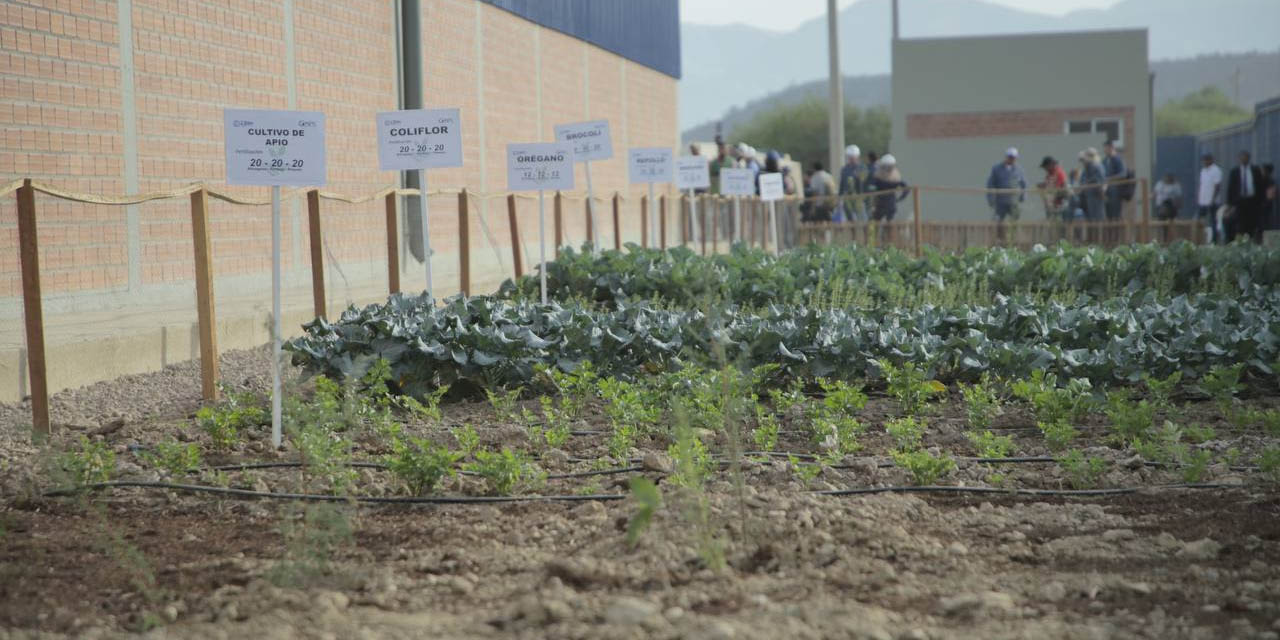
[697,134,1278,245]
[1194,151,1276,244]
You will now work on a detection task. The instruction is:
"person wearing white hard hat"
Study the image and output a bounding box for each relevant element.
[866,154,910,223]
[986,147,1027,222]
[837,144,867,222]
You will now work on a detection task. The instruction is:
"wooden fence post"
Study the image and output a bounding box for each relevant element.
[190,188,220,403]
[680,195,688,245]
[612,192,621,250]
[584,197,593,248]
[700,196,708,256]
[305,189,325,319]
[507,194,524,277]
[384,191,400,294]
[458,189,470,295]
[913,186,923,257]
[640,195,649,248]
[16,179,49,434]
[659,194,667,250]
[554,190,563,258]
[1139,177,1150,244]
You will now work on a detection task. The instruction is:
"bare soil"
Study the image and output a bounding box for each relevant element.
[2,347,1279,639]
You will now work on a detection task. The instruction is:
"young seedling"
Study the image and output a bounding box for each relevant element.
[1104,390,1157,445]
[465,448,544,495]
[56,436,117,487]
[967,430,1014,459]
[486,388,523,423]
[891,449,956,486]
[626,476,663,548]
[885,416,927,451]
[451,424,481,457]
[141,440,202,477]
[880,360,945,416]
[959,376,1002,430]
[385,437,460,495]
[1199,363,1244,419]
[1057,449,1107,489]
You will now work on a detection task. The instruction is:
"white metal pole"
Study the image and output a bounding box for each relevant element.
[538,189,547,304]
[769,199,780,256]
[270,185,283,449]
[419,168,433,298]
[734,196,741,244]
[585,160,599,251]
[647,182,655,248]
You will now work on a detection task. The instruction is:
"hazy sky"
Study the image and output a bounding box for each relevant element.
[681,0,1122,31]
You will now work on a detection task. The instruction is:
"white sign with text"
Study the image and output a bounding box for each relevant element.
[554,120,613,163]
[376,108,463,170]
[759,172,784,201]
[674,156,710,190]
[628,147,673,184]
[224,109,326,186]
[506,143,575,191]
[720,168,755,196]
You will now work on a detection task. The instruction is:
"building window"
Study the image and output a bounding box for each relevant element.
[1063,118,1124,147]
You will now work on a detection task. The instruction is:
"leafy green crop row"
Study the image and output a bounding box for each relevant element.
[498,242,1280,310]
[286,288,1280,397]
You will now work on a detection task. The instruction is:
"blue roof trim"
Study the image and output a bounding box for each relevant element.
[479,0,681,79]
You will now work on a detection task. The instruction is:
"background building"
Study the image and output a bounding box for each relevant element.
[0,0,680,402]
[891,29,1152,222]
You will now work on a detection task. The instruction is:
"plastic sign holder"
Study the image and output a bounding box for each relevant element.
[554,120,612,252]
[759,172,785,255]
[720,167,755,244]
[675,156,711,250]
[377,108,463,298]
[628,148,673,247]
[507,142,575,303]
[224,108,327,449]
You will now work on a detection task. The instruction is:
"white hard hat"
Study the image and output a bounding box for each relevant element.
[1005,147,1019,158]
[878,154,896,166]
[845,144,861,158]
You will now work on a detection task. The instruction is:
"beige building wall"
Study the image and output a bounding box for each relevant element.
[0,0,678,402]
[891,29,1151,222]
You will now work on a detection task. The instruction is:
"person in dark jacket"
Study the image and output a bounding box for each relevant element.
[1102,140,1127,220]
[837,144,867,222]
[1226,150,1266,243]
[866,154,910,221]
[1077,148,1106,222]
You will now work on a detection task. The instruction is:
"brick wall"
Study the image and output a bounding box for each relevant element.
[1,0,678,304]
[907,106,1138,165]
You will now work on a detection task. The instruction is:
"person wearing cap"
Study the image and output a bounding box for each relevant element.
[1038,156,1069,222]
[1077,148,1106,222]
[838,144,867,222]
[986,147,1027,222]
[866,154,910,222]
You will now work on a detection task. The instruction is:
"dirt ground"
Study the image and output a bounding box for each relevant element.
[2,347,1279,639]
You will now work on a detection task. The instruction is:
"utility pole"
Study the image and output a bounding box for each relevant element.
[827,0,844,175]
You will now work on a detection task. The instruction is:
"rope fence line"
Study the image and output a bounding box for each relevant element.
[7,174,1178,434]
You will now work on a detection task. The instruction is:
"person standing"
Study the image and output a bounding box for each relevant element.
[1077,148,1106,222]
[1102,140,1127,221]
[709,136,735,195]
[1227,150,1265,243]
[866,154,910,221]
[986,148,1027,222]
[838,145,866,222]
[1038,156,1069,221]
[1197,154,1224,243]
[1152,173,1183,221]
[1263,163,1277,233]
[807,161,837,221]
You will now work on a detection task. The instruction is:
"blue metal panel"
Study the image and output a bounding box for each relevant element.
[479,0,681,79]
[1155,135,1197,218]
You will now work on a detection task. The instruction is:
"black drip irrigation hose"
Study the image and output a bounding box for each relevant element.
[814,483,1248,497]
[42,480,1253,505]
[204,461,643,481]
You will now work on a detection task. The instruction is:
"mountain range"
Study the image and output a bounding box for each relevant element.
[680,0,1280,133]
[681,50,1280,143]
